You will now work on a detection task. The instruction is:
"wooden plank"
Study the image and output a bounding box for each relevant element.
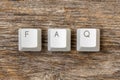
[0,0,120,80]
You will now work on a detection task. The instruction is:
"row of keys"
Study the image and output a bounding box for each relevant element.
[19,28,100,52]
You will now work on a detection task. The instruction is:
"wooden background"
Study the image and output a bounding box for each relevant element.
[0,0,120,80]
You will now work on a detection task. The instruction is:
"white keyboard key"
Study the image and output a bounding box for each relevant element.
[48,29,71,51]
[19,29,41,51]
[77,29,100,52]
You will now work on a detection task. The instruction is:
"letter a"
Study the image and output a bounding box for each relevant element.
[55,31,59,37]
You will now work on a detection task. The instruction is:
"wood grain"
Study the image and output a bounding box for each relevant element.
[0,0,120,80]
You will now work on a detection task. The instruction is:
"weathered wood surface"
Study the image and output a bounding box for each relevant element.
[0,0,120,80]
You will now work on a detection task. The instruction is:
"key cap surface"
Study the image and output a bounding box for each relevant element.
[48,29,71,51]
[77,29,100,52]
[19,29,41,51]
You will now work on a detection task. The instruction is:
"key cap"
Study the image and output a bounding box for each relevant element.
[19,29,42,51]
[77,29,100,52]
[48,29,71,51]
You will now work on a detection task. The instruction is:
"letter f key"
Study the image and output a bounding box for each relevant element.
[19,29,42,51]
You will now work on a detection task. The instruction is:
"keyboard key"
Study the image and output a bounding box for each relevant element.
[77,29,100,52]
[19,29,42,51]
[48,29,71,51]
